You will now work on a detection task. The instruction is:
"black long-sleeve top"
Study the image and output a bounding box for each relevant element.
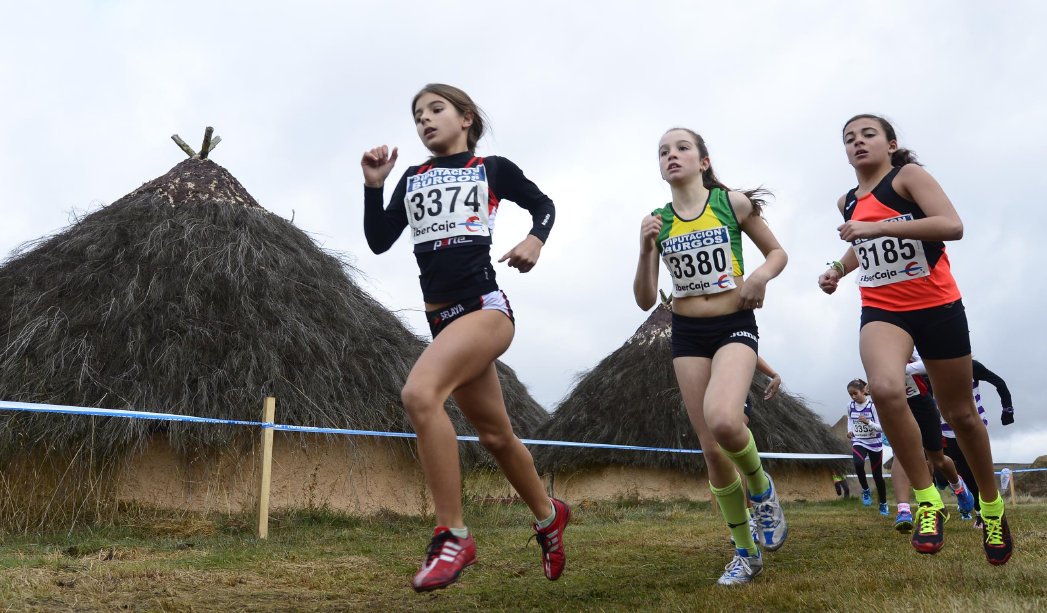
[364,152,555,304]
[972,359,1013,408]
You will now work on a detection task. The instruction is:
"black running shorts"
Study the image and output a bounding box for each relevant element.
[671,310,758,359]
[860,300,970,360]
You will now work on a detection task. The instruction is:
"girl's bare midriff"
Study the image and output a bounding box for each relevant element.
[671,276,747,318]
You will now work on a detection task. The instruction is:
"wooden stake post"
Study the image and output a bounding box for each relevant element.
[257,396,276,539]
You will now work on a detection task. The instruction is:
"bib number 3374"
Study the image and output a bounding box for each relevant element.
[405,167,490,244]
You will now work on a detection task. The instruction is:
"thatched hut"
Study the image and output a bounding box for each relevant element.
[830,415,849,442]
[1019,456,1047,499]
[531,304,849,503]
[0,146,547,529]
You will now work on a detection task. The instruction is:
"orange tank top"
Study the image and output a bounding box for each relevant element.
[842,166,961,311]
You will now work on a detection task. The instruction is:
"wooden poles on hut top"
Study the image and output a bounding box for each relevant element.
[171,127,222,160]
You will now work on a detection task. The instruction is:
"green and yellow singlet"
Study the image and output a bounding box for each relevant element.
[653,187,744,298]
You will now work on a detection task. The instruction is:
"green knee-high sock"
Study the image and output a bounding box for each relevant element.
[721,430,770,497]
[710,477,757,555]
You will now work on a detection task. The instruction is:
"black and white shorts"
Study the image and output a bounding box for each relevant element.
[426,290,515,338]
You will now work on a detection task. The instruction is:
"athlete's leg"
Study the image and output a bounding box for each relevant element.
[853,446,871,492]
[923,356,999,504]
[859,323,932,491]
[706,345,771,499]
[869,449,887,505]
[674,357,733,487]
[892,458,911,505]
[926,450,960,486]
[452,360,551,520]
[943,438,980,513]
[705,343,786,551]
[703,344,759,454]
[891,459,914,531]
[400,310,514,528]
[675,356,759,555]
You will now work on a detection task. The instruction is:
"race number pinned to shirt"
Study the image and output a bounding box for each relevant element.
[904,374,921,398]
[1000,467,1012,491]
[851,415,877,439]
[852,214,930,287]
[405,166,491,245]
[660,227,736,297]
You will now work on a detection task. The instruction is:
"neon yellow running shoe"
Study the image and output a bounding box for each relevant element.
[911,502,946,555]
[981,513,1013,566]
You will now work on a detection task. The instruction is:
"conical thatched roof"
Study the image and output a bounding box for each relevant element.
[0,156,546,467]
[830,415,849,441]
[532,304,848,474]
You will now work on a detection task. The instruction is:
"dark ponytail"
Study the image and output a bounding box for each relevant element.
[843,114,921,167]
[891,148,919,167]
[670,127,772,217]
[847,378,868,391]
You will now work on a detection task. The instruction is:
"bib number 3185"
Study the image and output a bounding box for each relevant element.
[852,214,930,287]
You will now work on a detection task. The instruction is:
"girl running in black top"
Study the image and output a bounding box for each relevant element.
[362,83,568,592]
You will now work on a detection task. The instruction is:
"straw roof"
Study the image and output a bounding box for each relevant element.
[830,415,849,441]
[532,304,848,474]
[0,156,546,466]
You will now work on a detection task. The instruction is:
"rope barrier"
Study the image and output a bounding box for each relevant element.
[0,399,853,460]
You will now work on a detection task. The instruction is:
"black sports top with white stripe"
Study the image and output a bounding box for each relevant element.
[364,152,555,304]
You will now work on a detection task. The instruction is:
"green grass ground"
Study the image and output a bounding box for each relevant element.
[1,499,1044,612]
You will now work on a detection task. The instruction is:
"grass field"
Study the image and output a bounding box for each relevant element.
[1,498,1045,612]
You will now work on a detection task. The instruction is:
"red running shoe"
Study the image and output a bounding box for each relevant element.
[534,498,571,580]
[911,502,946,555]
[981,513,1013,566]
[411,526,477,592]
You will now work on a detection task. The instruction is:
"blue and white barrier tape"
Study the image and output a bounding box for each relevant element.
[847,467,1047,480]
[0,398,862,460]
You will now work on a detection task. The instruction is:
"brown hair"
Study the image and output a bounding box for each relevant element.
[665,127,771,217]
[842,114,921,167]
[412,84,489,152]
[847,378,868,391]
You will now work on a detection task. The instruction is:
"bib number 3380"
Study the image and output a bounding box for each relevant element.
[660,226,736,297]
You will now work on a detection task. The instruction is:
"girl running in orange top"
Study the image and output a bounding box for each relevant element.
[818,114,1012,565]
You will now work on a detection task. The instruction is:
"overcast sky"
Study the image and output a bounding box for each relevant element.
[2,2,1044,462]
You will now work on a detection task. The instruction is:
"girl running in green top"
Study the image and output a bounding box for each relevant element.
[634,127,788,585]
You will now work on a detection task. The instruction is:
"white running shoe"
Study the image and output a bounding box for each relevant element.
[717,548,763,585]
[751,474,788,551]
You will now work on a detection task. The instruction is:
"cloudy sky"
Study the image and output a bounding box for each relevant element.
[2,2,1044,462]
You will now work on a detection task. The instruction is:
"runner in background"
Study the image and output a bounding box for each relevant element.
[845,378,888,514]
